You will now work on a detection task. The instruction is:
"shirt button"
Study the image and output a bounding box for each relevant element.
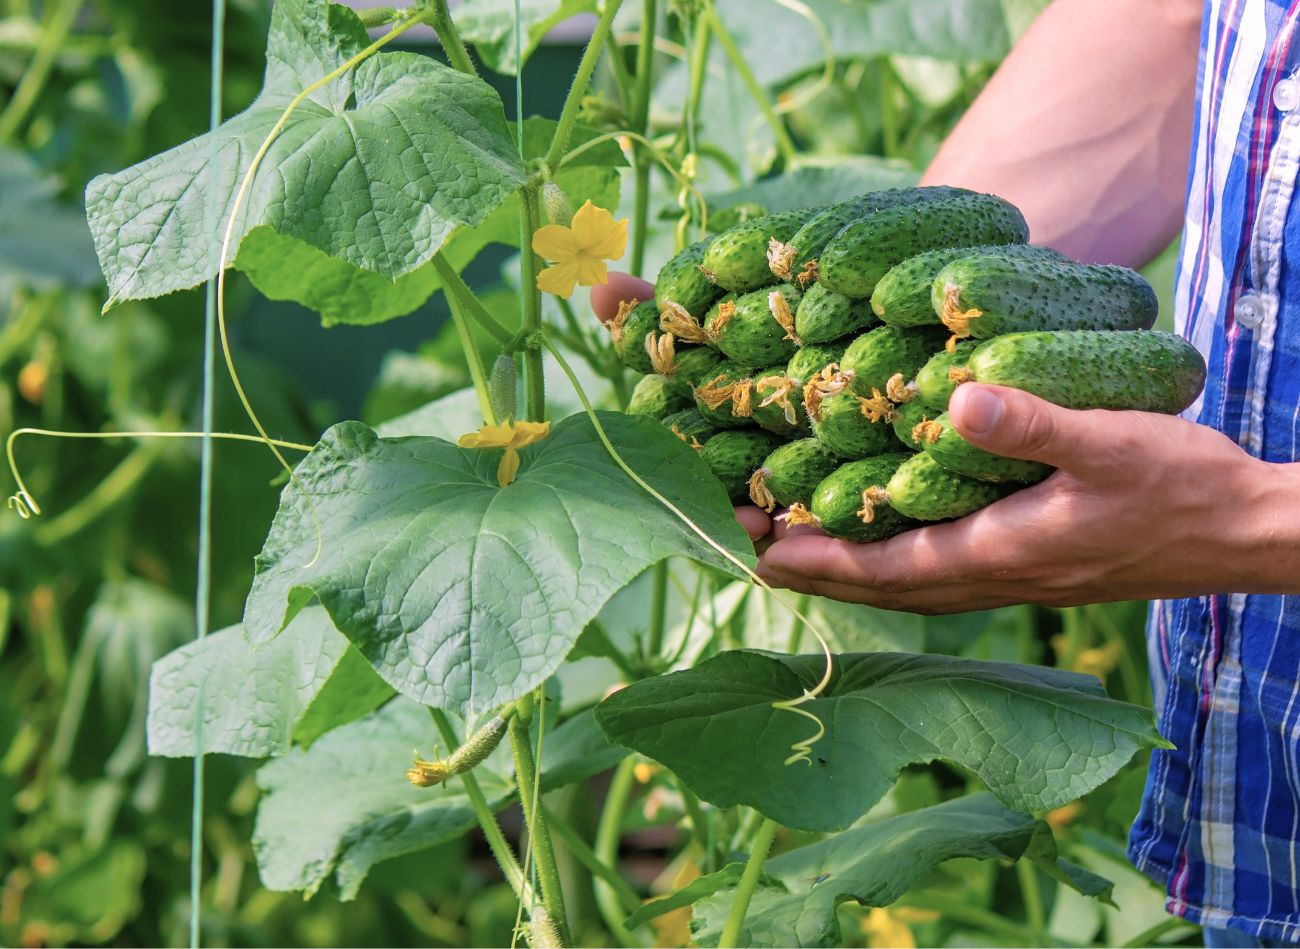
[1235,292,1264,329]
[1275,78,1300,112]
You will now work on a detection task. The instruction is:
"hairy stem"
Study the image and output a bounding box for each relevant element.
[704,7,797,164]
[541,802,642,916]
[594,757,641,947]
[718,817,779,949]
[545,0,627,171]
[432,255,513,347]
[509,694,570,943]
[424,0,477,75]
[628,0,657,276]
[519,185,547,421]
[445,286,497,425]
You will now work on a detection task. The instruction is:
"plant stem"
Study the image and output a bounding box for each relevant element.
[545,0,627,170]
[432,254,513,346]
[424,0,477,75]
[33,440,163,547]
[629,0,657,276]
[1016,861,1045,940]
[595,757,641,947]
[704,7,797,165]
[445,284,497,425]
[676,779,712,869]
[509,694,570,943]
[519,185,547,421]
[718,817,778,949]
[0,0,82,143]
[541,802,643,916]
[429,709,530,901]
[646,561,669,658]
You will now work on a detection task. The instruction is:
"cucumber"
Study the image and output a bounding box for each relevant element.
[655,238,722,319]
[749,437,843,512]
[658,342,726,398]
[692,360,757,428]
[770,186,970,285]
[700,429,784,504]
[802,453,918,542]
[871,244,1068,327]
[794,283,879,344]
[891,398,932,451]
[786,339,848,384]
[955,330,1207,413]
[705,283,803,366]
[809,390,899,458]
[627,373,691,419]
[751,370,807,437]
[702,207,818,292]
[909,340,980,412]
[934,257,1158,339]
[661,407,722,448]
[818,192,1030,299]
[916,412,1052,483]
[608,299,661,374]
[841,324,948,400]
[867,452,1018,522]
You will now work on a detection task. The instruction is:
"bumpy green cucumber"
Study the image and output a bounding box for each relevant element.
[692,360,757,428]
[770,186,970,285]
[794,283,879,344]
[871,452,1018,522]
[700,429,783,504]
[786,339,847,384]
[891,398,932,451]
[808,390,899,457]
[750,370,807,437]
[841,325,949,400]
[702,207,817,292]
[655,238,722,319]
[956,330,1207,412]
[801,453,918,542]
[609,299,661,374]
[871,244,1067,327]
[915,412,1052,483]
[705,283,803,366]
[661,407,721,448]
[626,373,691,419]
[909,340,980,412]
[819,192,1030,299]
[749,437,844,511]
[933,256,1158,339]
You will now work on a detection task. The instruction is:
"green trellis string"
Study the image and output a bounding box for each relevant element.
[191,0,226,944]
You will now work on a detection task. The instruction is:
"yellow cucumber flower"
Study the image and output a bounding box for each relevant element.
[458,420,551,488]
[532,199,628,298]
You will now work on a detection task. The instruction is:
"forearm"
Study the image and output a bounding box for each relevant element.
[1235,458,1300,594]
[921,0,1201,268]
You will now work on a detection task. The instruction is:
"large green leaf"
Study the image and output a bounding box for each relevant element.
[147,606,394,758]
[244,413,752,716]
[687,795,1112,948]
[85,0,525,308]
[595,650,1166,832]
[253,699,624,898]
[456,0,599,75]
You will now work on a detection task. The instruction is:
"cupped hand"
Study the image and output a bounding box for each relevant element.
[757,382,1300,612]
[592,271,777,545]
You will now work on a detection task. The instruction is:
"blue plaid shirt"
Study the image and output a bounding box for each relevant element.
[1128,2,1300,940]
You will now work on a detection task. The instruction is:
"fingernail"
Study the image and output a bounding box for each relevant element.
[958,386,1003,435]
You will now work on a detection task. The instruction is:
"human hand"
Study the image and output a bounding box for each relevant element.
[591,272,774,545]
[757,382,1300,612]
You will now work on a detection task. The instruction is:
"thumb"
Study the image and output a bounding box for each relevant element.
[590,272,655,324]
[949,383,1107,471]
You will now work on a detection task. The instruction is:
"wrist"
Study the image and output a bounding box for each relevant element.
[1234,456,1300,593]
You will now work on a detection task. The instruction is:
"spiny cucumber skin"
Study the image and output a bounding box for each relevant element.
[812,454,918,542]
[707,283,803,367]
[692,361,757,428]
[933,257,1158,338]
[612,300,661,374]
[627,374,691,419]
[964,330,1207,413]
[702,207,818,292]
[700,430,784,503]
[751,370,808,437]
[885,452,1018,521]
[795,283,879,344]
[778,186,972,279]
[655,238,722,318]
[786,339,848,384]
[891,398,932,451]
[920,412,1052,483]
[818,192,1030,299]
[841,325,949,398]
[762,438,845,508]
[661,407,722,446]
[914,340,980,413]
[871,244,1067,327]
[810,391,900,458]
[662,345,726,398]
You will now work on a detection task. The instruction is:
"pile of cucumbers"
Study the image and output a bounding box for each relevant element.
[614,186,1207,542]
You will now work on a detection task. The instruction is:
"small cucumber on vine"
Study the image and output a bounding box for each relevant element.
[914,412,1053,484]
[700,429,783,503]
[748,438,843,512]
[705,283,804,366]
[934,256,1158,339]
[702,207,818,292]
[788,453,917,542]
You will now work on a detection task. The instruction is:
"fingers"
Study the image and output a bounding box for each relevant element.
[734,505,772,542]
[949,383,1114,472]
[590,273,654,323]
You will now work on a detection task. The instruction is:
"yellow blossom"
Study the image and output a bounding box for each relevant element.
[532,199,628,297]
[458,420,551,487]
